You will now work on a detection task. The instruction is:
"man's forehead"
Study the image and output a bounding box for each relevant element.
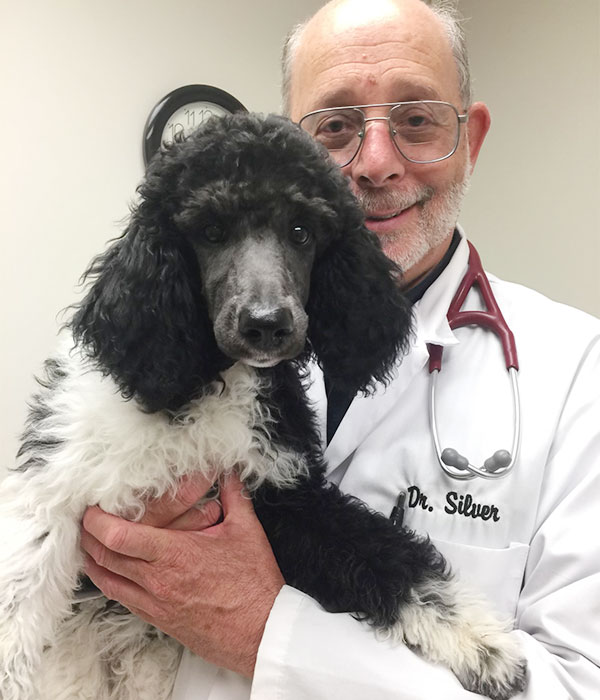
[290,2,458,116]
[309,80,444,110]
[294,0,453,87]
[324,0,409,32]
[306,0,440,41]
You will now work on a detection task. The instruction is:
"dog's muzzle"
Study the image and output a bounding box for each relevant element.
[207,233,312,367]
[239,306,294,348]
[234,303,307,367]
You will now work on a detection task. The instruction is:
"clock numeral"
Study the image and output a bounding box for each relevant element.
[187,108,220,128]
[198,108,215,123]
[167,122,185,139]
[184,109,195,127]
[166,108,225,144]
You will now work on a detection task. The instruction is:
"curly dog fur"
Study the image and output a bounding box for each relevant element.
[0,113,525,699]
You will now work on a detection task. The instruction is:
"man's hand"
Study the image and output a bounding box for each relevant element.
[80,473,285,678]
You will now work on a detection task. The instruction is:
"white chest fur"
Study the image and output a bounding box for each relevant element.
[12,342,306,521]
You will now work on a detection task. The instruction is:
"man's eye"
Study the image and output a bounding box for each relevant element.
[321,118,348,133]
[407,115,429,127]
[398,111,436,129]
[290,225,311,246]
[316,115,359,142]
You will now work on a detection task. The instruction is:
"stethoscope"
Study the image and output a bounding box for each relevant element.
[426,242,521,481]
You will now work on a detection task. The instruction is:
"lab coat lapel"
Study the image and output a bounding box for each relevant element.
[322,233,470,476]
[322,342,425,472]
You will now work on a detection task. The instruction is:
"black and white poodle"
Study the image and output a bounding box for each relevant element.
[0,113,526,699]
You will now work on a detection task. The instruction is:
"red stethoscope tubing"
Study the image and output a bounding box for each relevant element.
[427,241,519,373]
[426,241,521,481]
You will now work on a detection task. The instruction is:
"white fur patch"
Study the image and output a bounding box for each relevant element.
[0,336,308,699]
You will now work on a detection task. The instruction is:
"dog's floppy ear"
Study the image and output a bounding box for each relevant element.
[306,220,413,395]
[69,207,224,412]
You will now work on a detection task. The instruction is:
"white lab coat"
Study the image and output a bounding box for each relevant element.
[172,231,600,700]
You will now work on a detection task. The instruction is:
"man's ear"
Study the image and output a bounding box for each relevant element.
[466,101,491,172]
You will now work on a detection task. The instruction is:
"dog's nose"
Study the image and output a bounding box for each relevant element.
[238,307,294,349]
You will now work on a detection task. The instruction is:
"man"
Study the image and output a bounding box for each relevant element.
[82,1,600,697]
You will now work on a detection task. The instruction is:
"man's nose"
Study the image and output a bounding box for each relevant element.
[346,120,407,188]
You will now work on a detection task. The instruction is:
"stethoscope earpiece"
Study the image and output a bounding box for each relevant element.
[440,448,468,470]
[484,450,512,473]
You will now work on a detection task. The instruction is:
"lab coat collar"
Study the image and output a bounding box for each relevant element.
[311,227,472,473]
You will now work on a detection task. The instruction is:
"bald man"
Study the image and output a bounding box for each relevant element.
[82,2,600,698]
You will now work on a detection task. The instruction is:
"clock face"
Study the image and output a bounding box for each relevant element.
[161,101,231,145]
[143,85,247,165]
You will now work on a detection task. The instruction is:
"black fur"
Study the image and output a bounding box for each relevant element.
[17,358,68,471]
[253,365,448,630]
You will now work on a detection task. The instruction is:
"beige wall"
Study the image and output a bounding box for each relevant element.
[0,0,323,468]
[1,1,599,468]
[458,0,600,314]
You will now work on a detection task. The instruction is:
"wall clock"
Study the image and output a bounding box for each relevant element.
[143,84,247,165]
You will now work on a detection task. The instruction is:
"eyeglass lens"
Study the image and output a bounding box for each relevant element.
[300,102,461,166]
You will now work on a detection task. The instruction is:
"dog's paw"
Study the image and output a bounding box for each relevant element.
[389,578,527,699]
[451,628,527,700]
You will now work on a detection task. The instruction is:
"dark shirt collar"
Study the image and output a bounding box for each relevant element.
[404,229,461,306]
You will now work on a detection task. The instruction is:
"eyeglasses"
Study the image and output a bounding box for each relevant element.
[299,101,468,167]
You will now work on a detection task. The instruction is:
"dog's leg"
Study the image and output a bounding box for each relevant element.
[92,604,182,700]
[392,577,527,700]
[255,479,527,700]
[0,475,84,700]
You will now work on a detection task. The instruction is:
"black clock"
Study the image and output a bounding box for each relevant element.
[142,84,247,165]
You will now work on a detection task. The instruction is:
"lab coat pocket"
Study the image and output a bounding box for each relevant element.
[430,538,529,621]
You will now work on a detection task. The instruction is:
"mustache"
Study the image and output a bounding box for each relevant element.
[354,186,435,215]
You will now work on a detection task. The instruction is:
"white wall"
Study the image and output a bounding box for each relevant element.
[1,1,599,468]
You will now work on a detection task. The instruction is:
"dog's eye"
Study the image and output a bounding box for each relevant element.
[202,225,227,244]
[290,226,311,246]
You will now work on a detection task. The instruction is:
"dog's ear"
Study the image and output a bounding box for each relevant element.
[306,222,413,395]
[69,210,224,412]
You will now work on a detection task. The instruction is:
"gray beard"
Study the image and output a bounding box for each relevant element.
[355,175,471,273]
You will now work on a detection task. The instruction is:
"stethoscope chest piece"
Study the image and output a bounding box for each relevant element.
[427,242,521,481]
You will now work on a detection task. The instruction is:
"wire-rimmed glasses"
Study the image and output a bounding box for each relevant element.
[299,101,468,167]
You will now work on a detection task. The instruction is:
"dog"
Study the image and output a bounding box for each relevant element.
[0,113,526,699]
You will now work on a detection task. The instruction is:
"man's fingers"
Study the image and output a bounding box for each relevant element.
[220,474,254,521]
[140,473,217,528]
[166,499,223,531]
[82,506,168,562]
[84,554,159,616]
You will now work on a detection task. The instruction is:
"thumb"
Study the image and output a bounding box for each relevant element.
[220,473,255,520]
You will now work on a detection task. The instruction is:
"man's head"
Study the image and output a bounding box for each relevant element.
[283,0,490,286]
